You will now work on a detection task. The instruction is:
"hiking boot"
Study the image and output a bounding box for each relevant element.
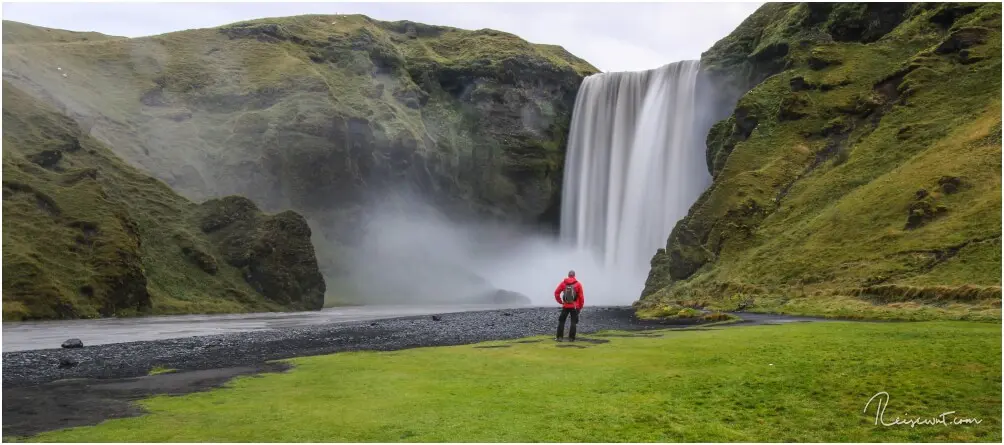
[555,337,563,342]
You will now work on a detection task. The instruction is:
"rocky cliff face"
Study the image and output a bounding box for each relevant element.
[2,16,598,294]
[640,3,1002,320]
[2,81,324,320]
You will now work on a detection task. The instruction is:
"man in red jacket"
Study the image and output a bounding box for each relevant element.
[553,270,585,341]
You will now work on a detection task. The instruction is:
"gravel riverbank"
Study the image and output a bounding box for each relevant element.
[2,306,715,389]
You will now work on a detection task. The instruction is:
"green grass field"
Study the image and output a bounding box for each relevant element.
[27,321,1001,442]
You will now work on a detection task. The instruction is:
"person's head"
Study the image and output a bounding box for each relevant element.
[568,270,576,278]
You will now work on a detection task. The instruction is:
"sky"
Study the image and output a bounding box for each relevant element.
[1,1,763,72]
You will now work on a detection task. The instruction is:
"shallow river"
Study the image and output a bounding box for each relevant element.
[1,304,525,352]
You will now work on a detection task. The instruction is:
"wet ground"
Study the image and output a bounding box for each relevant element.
[1,306,835,438]
[2,304,516,352]
[2,362,292,439]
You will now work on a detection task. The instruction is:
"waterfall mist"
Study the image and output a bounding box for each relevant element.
[560,60,720,298]
[338,193,642,307]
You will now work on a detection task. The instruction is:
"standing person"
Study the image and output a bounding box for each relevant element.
[554,270,585,341]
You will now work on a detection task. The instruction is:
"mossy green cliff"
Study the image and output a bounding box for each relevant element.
[640,3,1002,320]
[2,16,598,297]
[2,81,325,320]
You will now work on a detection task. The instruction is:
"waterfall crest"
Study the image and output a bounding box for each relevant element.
[560,60,713,285]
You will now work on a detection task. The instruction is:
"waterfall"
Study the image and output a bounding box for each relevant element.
[560,60,713,285]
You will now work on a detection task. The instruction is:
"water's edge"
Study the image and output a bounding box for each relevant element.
[2,307,836,389]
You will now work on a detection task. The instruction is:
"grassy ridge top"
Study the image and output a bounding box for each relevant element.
[642,3,1002,320]
[2,20,123,45]
[211,14,597,69]
[212,14,598,75]
[2,81,324,320]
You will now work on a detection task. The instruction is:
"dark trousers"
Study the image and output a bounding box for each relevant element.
[557,308,579,340]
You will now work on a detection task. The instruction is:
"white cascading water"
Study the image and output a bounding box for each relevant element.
[560,60,712,293]
[338,61,717,308]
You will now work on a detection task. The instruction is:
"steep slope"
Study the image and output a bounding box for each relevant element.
[2,81,325,320]
[640,3,1002,320]
[1,16,599,293]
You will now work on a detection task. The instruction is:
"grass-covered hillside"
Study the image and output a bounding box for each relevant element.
[1,16,599,290]
[2,81,325,320]
[641,3,1002,321]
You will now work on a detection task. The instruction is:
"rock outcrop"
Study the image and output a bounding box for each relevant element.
[2,81,325,320]
[198,196,326,310]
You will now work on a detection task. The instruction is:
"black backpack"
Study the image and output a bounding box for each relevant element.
[561,283,578,304]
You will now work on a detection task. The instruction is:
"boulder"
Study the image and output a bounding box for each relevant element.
[789,76,810,92]
[905,199,948,230]
[935,27,990,55]
[199,197,326,310]
[938,176,963,194]
[61,338,83,349]
[28,149,63,169]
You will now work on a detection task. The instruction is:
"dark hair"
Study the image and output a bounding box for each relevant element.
[568,270,576,277]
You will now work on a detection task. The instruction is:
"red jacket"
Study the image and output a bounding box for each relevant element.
[554,277,585,310]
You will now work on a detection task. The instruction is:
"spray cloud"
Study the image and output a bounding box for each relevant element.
[337,191,644,307]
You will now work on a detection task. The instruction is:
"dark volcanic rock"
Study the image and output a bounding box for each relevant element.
[220,22,293,42]
[789,76,809,92]
[28,149,63,169]
[821,3,911,43]
[61,338,83,349]
[199,196,325,310]
[928,3,980,29]
[935,27,990,55]
[938,176,963,194]
[905,199,948,230]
